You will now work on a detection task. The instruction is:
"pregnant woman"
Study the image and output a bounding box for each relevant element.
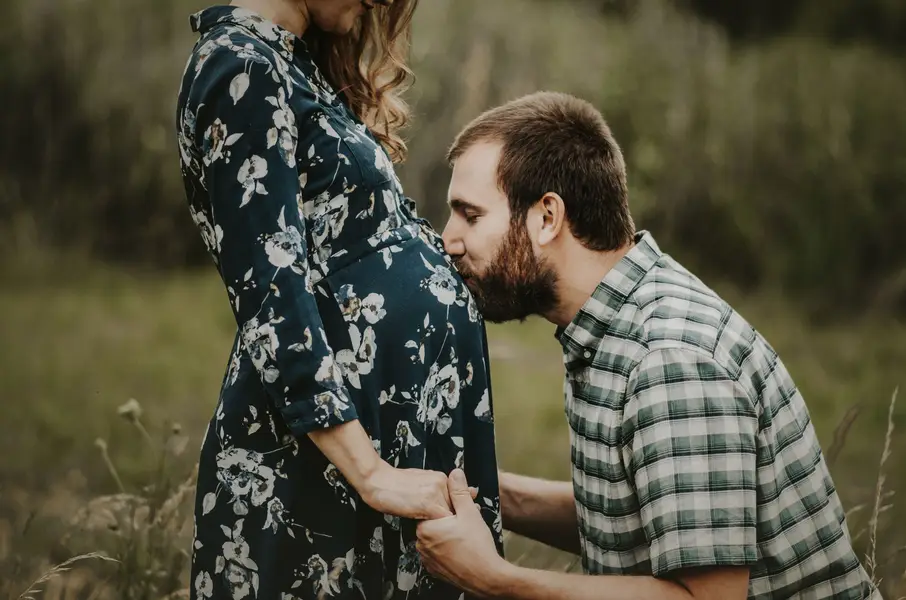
[174,1,502,598]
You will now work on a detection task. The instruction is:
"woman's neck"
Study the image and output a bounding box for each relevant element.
[230,0,310,37]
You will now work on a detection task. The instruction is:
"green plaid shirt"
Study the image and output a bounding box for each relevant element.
[556,231,879,599]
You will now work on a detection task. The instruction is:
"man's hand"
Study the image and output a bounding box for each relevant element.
[416,469,508,598]
[416,471,750,600]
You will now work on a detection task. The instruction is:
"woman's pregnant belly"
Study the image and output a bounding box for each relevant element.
[316,233,489,465]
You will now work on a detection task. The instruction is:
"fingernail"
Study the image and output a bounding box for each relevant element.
[450,468,467,486]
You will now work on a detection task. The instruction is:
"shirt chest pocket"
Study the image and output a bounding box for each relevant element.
[565,372,625,447]
[328,114,394,191]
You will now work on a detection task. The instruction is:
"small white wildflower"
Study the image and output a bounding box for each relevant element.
[117,398,143,422]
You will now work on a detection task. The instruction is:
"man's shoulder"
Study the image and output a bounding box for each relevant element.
[628,256,726,339]
[622,256,762,377]
[574,241,775,395]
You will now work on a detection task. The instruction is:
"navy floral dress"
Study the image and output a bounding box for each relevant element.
[175,7,502,600]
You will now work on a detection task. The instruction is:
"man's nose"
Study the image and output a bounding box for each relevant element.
[441,219,464,258]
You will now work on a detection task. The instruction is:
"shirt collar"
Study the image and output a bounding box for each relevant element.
[190,5,308,63]
[555,230,662,360]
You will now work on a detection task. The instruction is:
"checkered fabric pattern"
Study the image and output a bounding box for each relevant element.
[556,231,879,599]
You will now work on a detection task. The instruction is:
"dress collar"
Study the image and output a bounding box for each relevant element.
[190,5,309,63]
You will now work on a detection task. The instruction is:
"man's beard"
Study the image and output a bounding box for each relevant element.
[454,223,559,323]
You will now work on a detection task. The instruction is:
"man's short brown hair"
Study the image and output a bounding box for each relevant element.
[447,91,634,251]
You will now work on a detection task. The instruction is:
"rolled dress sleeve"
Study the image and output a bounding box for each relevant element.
[621,347,760,576]
[192,48,357,436]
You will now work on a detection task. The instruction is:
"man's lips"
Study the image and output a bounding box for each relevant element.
[453,263,473,279]
[458,271,477,287]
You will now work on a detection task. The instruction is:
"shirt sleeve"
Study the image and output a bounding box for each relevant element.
[192,48,357,436]
[621,347,760,577]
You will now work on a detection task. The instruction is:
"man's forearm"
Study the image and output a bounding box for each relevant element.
[482,563,696,600]
[498,471,580,555]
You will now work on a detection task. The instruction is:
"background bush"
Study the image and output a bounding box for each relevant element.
[1,0,905,316]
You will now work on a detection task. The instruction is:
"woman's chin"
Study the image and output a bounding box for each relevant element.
[331,21,357,36]
[314,12,360,36]
[336,9,366,35]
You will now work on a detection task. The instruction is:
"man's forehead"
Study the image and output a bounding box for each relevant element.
[454,140,503,171]
[449,141,506,205]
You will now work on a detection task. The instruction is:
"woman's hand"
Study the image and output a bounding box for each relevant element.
[361,462,454,520]
[307,420,477,520]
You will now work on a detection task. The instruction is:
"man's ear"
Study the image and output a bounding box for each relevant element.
[535,192,566,247]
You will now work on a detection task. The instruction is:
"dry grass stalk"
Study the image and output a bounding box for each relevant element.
[866,387,898,585]
[152,465,198,531]
[93,439,125,494]
[17,553,118,600]
[826,404,862,468]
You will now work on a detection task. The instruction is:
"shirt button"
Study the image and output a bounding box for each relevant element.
[583,350,592,359]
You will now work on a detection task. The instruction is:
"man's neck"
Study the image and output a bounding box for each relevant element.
[230,0,310,37]
[544,240,634,329]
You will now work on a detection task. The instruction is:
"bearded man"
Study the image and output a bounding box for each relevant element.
[414,91,879,600]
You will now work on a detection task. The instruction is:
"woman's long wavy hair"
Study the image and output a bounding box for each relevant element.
[306,0,418,163]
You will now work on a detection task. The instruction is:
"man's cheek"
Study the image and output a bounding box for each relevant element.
[466,248,488,272]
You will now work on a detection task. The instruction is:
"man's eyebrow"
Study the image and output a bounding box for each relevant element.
[448,197,483,212]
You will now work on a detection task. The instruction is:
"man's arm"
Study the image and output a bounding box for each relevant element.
[417,470,750,600]
[498,471,580,555]
[485,562,749,600]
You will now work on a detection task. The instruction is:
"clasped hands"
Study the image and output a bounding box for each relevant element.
[360,463,506,596]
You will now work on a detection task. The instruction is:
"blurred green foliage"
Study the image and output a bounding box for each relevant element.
[1,0,904,317]
[679,0,906,52]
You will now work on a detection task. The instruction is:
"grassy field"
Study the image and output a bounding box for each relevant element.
[1,252,904,597]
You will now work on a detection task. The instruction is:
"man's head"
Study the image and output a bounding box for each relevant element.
[442,91,635,323]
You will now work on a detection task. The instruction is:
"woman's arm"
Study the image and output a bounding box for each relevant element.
[309,421,453,519]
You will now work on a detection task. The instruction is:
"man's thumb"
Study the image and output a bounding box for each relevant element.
[447,469,475,513]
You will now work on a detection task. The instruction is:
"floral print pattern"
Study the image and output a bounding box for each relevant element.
[176,6,502,599]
